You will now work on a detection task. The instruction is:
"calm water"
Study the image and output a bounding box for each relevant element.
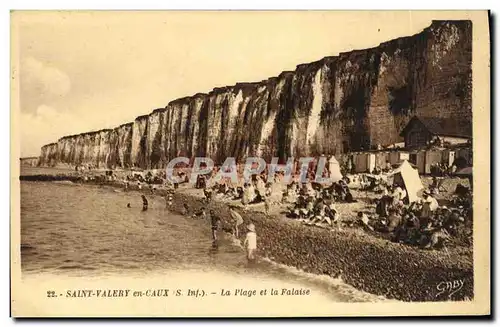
[20,178,387,302]
[20,166,77,176]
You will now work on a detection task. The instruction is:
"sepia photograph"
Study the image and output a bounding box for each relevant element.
[10,10,490,317]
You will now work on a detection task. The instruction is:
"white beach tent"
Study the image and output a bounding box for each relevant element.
[389,160,424,203]
[328,156,343,182]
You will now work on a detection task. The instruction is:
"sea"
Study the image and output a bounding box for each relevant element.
[19,167,389,304]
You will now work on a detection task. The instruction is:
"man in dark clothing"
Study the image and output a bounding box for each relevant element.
[345,190,356,203]
[196,175,207,189]
[376,195,393,217]
[210,210,221,241]
[204,187,213,203]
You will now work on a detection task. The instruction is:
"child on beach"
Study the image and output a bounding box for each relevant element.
[243,223,257,262]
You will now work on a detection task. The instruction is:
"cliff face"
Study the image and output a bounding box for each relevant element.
[20,157,39,167]
[38,20,472,168]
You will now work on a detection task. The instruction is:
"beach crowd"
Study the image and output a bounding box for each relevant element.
[75,158,473,257]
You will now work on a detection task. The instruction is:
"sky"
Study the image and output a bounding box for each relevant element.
[13,11,440,157]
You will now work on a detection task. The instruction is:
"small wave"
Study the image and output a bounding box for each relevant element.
[258,257,395,303]
[35,253,53,260]
[58,264,97,271]
[53,180,75,185]
[22,251,39,256]
[94,248,111,254]
[109,262,143,269]
[20,244,35,251]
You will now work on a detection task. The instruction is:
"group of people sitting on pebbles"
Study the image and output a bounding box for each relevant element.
[200,173,275,215]
[282,179,355,229]
[190,162,471,251]
[358,184,472,250]
[199,169,358,230]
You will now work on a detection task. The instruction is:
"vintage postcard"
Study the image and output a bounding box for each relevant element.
[10,10,490,317]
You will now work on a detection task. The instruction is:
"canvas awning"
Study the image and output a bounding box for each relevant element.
[456,166,473,176]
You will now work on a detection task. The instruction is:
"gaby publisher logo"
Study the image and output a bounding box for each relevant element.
[165,156,339,185]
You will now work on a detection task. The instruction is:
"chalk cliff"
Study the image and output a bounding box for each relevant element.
[38,20,472,168]
[20,157,39,167]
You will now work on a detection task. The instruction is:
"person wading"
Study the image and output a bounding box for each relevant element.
[141,195,148,211]
[229,205,244,239]
[210,210,221,242]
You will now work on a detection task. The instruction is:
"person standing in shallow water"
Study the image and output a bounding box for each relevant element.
[141,195,148,211]
[229,206,244,238]
[164,193,173,208]
[263,182,272,217]
[244,223,257,262]
[210,210,221,241]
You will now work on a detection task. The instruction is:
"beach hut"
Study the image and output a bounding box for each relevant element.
[444,149,456,167]
[400,152,410,161]
[424,149,443,174]
[408,150,425,174]
[353,153,366,173]
[328,156,343,182]
[375,152,389,170]
[387,151,410,166]
[367,153,376,173]
[389,160,424,203]
[389,152,399,166]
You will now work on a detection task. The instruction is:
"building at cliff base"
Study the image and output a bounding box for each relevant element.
[400,116,472,149]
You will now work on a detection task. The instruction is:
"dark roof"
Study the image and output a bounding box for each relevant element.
[400,116,472,138]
